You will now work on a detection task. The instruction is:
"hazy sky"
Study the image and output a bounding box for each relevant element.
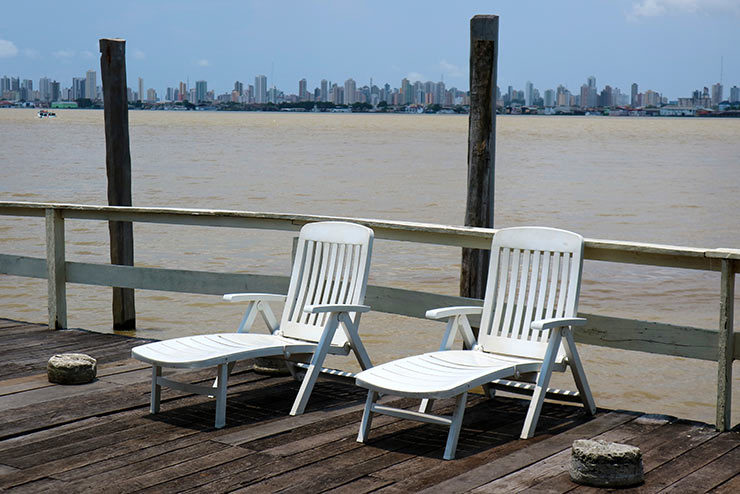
[1,0,739,99]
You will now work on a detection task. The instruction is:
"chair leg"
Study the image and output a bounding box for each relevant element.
[357,390,378,443]
[214,363,229,429]
[211,361,236,398]
[289,358,323,416]
[289,315,339,416]
[521,329,562,439]
[562,328,597,415]
[419,398,435,413]
[150,365,162,414]
[443,392,468,460]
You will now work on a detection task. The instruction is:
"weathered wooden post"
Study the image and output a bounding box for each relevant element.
[99,38,135,331]
[45,208,67,329]
[461,15,498,300]
[716,258,735,431]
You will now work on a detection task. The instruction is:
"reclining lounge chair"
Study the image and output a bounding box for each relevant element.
[132,221,374,428]
[355,226,596,459]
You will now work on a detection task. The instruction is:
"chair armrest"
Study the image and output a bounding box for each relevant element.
[426,306,483,320]
[223,293,287,303]
[303,304,371,314]
[531,317,586,331]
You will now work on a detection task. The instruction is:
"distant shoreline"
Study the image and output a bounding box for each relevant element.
[4,106,740,118]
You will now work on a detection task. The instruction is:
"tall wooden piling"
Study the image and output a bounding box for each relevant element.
[461,15,498,300]
[99,38,135,331]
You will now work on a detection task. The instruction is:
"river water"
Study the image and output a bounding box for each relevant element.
[0,108,738,424]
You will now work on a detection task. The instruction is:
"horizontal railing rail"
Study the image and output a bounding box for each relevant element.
[0,201,737,429]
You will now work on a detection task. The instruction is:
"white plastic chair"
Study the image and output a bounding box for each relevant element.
[132,221,374,428]
[355,226,596,459]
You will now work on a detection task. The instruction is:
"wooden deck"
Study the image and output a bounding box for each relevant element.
[0,319,737,493]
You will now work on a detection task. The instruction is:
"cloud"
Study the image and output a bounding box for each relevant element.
[80,50,95,59]
[133,49,146,60]
[628,0,740,19]
[0,38,18,58]
[406,71,425,82]
[53,50,75,59]
[439,60,464,78]
[197,59,209,67]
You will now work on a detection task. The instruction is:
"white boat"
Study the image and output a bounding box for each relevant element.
[37,110,57,118]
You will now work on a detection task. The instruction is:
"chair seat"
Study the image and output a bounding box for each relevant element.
[356,350,542,399]
[132,333,318,369]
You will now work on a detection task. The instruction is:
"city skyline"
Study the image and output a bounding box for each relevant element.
[3,66,739,109]
[3,64,740,112]
[1,1,739,100]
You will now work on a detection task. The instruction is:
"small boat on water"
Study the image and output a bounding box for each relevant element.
[37,110,57,118]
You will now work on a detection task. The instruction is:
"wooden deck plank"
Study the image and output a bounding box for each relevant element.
[0,319,738,493]
[471,413,672,493]
[0,360,149,397]
[708,470,740,493]
[659,443,740,493]
[530,420,716,494]
[0,367,268,440]
[0,422,205,489]
[623,432,740,494]
[321,475,395,494]
[416,411,638,493]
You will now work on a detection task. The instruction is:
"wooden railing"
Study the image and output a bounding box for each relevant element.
[0,201,737,429]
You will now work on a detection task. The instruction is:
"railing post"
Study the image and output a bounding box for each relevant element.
[45,208,67,329]
[461,14,498,300]
[716,259,735,431]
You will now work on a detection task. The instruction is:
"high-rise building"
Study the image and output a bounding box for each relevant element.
[730,86,740,103]
[298,78,308,101]
[146,88,157,102]
[267,86,278,104]
[524,81,533,106]
[584,76,599,107]
[331,84,343,105]
[543,89,555,107]
[255,75,267,104]
[39,77,50,101]
[643,89,661,107]
[50,81,60,102]
[234,80,243,96]
[556,85,571,107]
[165,87,175,101]
[0,76,9,95]
[599,85,614,107]
[711,83,723,106]
[179,81,187,101]
[138,77,144,102]
[85,70,96,100]
[72,77,85,100]
[320,79,328,102]
[195,80,207,102]
[435,81,446,105]
[630,83,638,107]
[401,78,412,105]
[344,78,356,105]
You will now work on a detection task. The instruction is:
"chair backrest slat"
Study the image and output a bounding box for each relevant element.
[280,222,374,348]
[478,227,584,362]
[521,250,541,342]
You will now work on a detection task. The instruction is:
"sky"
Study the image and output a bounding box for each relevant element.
[1,0,739,99]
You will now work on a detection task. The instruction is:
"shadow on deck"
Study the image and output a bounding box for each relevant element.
[0,318,738,493]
